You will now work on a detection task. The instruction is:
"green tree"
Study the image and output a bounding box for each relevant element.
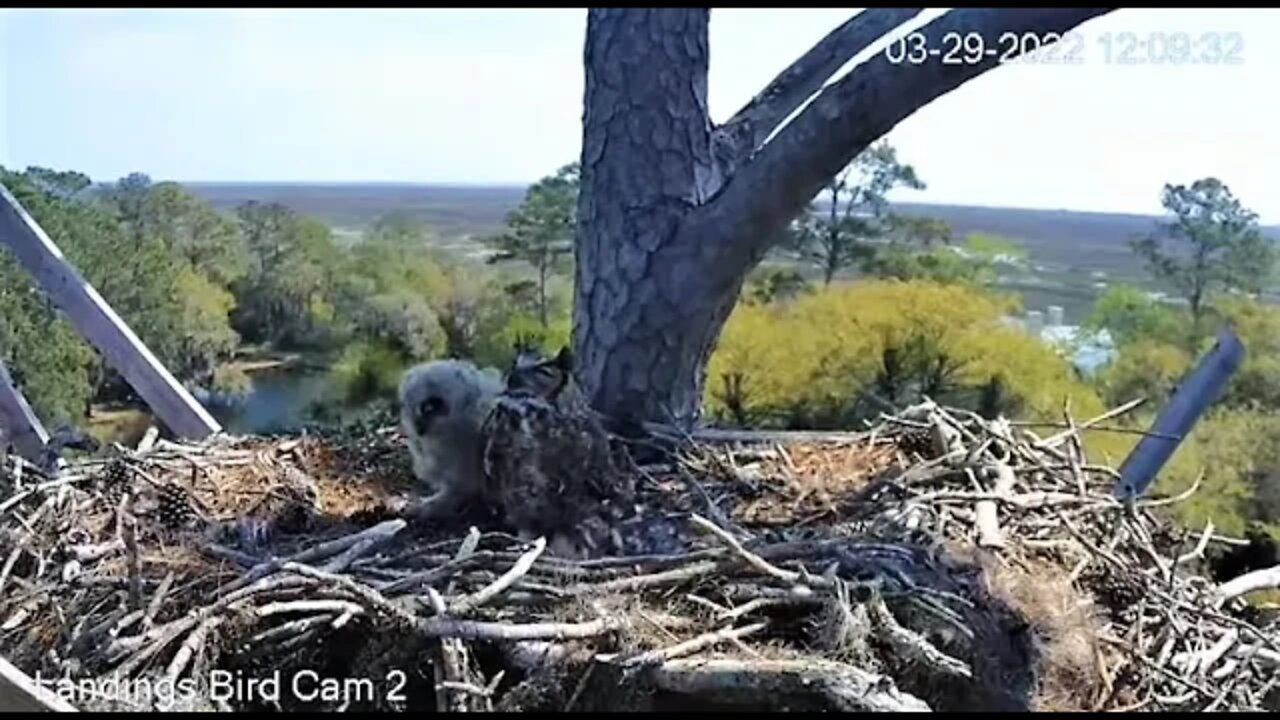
[136,182,250,288]
[97,176,251,290]
[19,166,94,200]
[236,201,298,278]
[169,266,240,382]
[350,291,445,361]
[482,163,579,327]
[0,259,96,424]
[1082,283,1187,348]
[863,233,1020,287]
[1211,297,1280,410]
[367,211,428,248]
[0,166,198,412]
[332,215,453,365]
[1159,409,1278,537]
[789,142,925,285]
[1095,339,1191,408]
[434,270,513,362]
[100,172,154,237]
[233,202,343,346]
[1130,178,1277,341]
[888,214,952,249]
[964,232,1026,261]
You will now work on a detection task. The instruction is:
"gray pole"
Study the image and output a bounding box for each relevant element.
[1113,326,1245,501]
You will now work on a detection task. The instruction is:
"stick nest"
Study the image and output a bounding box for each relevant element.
[0,400,1275,712]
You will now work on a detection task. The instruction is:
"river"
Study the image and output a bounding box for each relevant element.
[205,366,343,435]
[89,364,360,447]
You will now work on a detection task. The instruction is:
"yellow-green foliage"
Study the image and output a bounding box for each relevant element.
[1095,339,1192,408]
[171,265,240,377]
[706,280,1102,427]
[307,294,336,329]
[1213,297,1280,409]
[1079,296,1280,541]
[706,301,823,425]
[1093,295,1280,410]
[1164,410,1270,536]
[965,326,1106,421]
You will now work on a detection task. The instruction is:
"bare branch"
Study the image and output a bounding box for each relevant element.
[694,8,1116,271]
[451,536,546,614]
[714,8,924,164]
[417,617,618,642]
[1214,564,1280,607]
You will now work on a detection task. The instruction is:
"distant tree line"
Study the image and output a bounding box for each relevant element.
[0,164,580,426]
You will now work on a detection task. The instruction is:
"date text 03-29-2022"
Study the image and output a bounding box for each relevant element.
[884,30,1245,67]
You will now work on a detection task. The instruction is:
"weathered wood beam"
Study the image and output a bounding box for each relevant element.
[0,654,79,711]
[0,358,48,464]
[0,183,221,440]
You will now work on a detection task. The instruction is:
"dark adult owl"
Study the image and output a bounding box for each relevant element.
[479,345,636,557]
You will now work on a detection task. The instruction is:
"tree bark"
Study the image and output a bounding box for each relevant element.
[575,7,1115,429]
[574,9,721,430]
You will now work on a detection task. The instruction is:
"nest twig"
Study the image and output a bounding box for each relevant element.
[0,400,1271,712]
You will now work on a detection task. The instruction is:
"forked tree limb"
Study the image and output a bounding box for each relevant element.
[695,8,1117,271]
[714,8,925,164]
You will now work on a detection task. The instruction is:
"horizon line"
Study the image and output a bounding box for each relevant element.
[72,179,1280,226]
[167,182,1169,219]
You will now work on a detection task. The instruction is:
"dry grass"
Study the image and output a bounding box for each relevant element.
[734,441,897,526]
[128,434,409,528]
[957,543,1111,711]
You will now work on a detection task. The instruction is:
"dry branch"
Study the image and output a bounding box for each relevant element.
[1215,564,1280,607]
[974,462,1016,548]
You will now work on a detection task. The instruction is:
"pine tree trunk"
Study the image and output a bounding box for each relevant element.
[574,9,729,430]
[573,7,1115,430]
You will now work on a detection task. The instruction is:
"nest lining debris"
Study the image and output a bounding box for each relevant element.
[0,400,1275,712]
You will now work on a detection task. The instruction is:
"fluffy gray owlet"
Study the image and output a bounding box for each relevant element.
[397,359,504,521]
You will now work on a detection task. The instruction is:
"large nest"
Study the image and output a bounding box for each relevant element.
[0,401,1276,712]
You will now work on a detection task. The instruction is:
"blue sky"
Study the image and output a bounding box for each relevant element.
[3,8,1280,220]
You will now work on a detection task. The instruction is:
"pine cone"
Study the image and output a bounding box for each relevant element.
[156,483,195,530]
[94,459,132,505]
[895,428,935,459]
[1090,565,1147,620]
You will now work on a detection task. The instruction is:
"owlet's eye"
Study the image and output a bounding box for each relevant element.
[420,396,446,417]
